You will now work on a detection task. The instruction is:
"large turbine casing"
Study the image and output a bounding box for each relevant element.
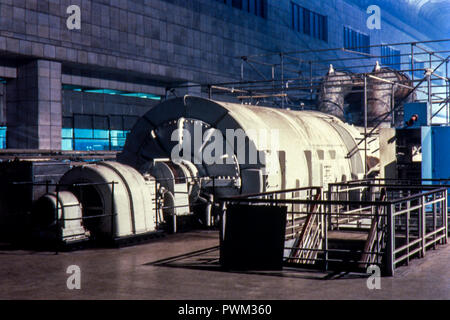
[119,97,375,196]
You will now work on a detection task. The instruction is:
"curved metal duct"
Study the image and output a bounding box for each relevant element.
[32,191,89,243]
[367,62,416,127]
[119,96,377,196]
[59,161,156,239]
[318,65,354,120]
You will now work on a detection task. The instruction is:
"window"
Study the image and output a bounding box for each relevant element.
[217,0,267,18]
[343,26,370,54]
[62,115,138,151]
[381,45,401,70]
[291,3,327,42]
[0,126,6,149]
[62,85,162,100]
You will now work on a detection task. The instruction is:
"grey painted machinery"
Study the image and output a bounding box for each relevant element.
[32,161,158,244]
[118,96,380,230]
[31,96,380,242]
[119,96,379,192]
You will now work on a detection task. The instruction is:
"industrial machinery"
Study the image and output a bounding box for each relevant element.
[116,95,381,234]
[31,191,89,244]
[25,160,158,245]
[318,62,416,127]
[119,96,379,194]
[317,65,353,121]
[380,102,450,182]
[366,62,416,127]
[0,96,381,245]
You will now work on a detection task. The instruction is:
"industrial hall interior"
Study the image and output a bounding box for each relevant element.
[0,0,449,300]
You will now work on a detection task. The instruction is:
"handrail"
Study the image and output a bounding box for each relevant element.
[288,192,323,264]
[221,181,448,275]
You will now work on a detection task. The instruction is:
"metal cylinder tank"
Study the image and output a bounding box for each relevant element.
[119,96,378,197]
[318,65,354,120]
[368,62,415,127]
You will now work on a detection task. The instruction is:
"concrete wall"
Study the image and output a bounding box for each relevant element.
[62,90,160,119]
[6,60,61,149]
[0,0,444,83]
[0,0,446,149]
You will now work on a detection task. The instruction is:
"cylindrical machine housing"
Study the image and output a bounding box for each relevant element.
[119,97,378,197]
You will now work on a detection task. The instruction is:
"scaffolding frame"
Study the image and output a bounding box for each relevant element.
[166,39,450,179]
[166,39,450,126]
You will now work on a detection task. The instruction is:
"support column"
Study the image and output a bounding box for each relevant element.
[6,59,62,149]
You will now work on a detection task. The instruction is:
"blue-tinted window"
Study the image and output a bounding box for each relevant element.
[381,45,401,70]
[74,128,93,139]
[62,85,161,100]
[0,127,6,149]
[62,115,137,151]
[93,129,109,139]
[343,26,370,54]
[110,130,129,151]
[291,3,327,42]
[74,139,109,151]
[62,128,73,151]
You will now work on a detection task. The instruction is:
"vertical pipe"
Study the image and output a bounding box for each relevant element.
[391,84,395,127]
[427,69,432,124]
[446,60,449,125]
[219,202,226,265]
[364,75,368,178]
[375,201,379,265]
[429,53,433,123]
[411,44,415,83]
[323,203,328,272]
[111,181,115,239]
[327,187,332,231]
[241,58,244,81]
[172,214,177,234]
[155,180,158,226]
[421,195,426,257]
[444,189,448,244]
[55,184,60,255]
[406,199,410,265]
[433,193,437,250]
[386,204,395,276]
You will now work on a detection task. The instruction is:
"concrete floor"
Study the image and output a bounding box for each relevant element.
[0,230,449,300]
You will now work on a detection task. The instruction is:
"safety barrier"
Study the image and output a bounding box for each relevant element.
[220,183,448,276]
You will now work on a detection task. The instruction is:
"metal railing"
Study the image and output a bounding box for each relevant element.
[339,177,450,236]
[388,187,448,272]
[220,183,448,276]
